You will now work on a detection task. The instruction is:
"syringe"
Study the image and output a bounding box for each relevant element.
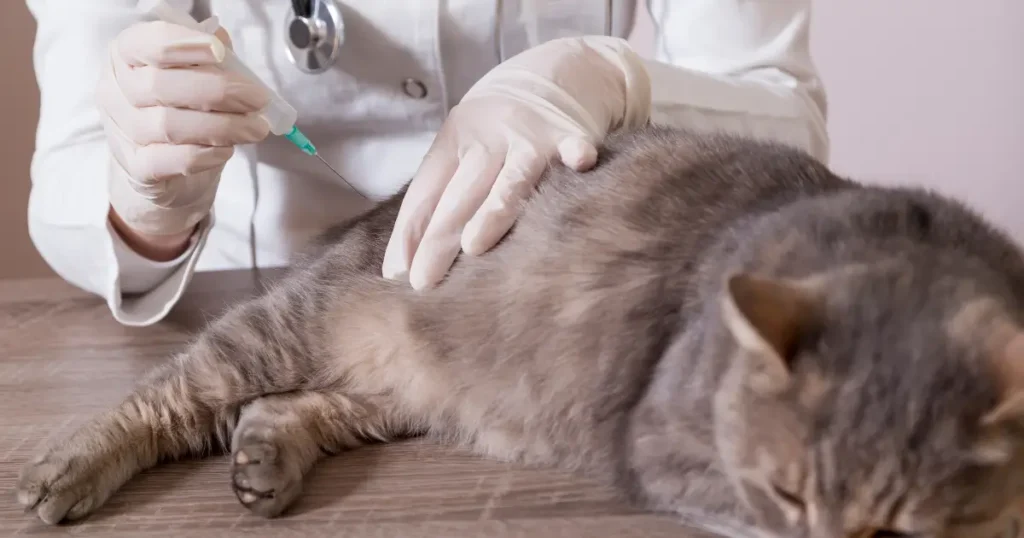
[136,0,364,198]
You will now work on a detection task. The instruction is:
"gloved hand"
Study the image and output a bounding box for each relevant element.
[96,17,271,242]
[381,36,652,290]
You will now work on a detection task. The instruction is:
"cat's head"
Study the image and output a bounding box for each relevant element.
[711,264,1024,538]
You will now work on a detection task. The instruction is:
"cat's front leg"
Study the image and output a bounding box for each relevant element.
[16,289,325,524]
[13,355,240,524]
[228,390,414,517]
[14,401,175,525]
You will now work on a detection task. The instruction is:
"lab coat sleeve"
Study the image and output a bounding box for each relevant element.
[24,0,212,327]
[641,0,830,163]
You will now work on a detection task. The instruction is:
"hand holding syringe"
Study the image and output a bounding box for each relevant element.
[136,0,364,198]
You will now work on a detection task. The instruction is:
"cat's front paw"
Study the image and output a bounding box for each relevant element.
[230,428,304,518]
[16,445,127,525]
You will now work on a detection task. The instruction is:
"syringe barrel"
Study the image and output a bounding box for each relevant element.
[136,0,298,135]
[218,54,297,135]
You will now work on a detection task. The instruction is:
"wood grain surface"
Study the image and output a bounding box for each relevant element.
[0,269,728,538]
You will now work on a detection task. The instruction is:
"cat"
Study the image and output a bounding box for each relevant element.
[15,124,1024,538]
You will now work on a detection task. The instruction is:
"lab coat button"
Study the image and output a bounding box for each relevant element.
[402,78,427,99]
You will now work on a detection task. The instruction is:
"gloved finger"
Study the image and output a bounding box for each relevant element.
[134,144,235,182]
[381,141,459,281]
[103,90,269,146]
[194,16,236,50]
[140,106,269,146]
[407,143,503,290]
[115,20,227,68]
[461,143,546,256]
[99,41,269,147]
[103,115,235,182]
[213,27,234,50]
[557,136,598,171]
[116,62,270,113]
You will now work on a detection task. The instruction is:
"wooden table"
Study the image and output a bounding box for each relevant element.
[0,269,719,538]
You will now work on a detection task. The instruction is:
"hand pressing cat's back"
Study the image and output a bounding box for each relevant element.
[18,125,1024,538]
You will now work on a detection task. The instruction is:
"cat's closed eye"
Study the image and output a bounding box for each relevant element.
[871,531,914,538]
[770,483,804,510]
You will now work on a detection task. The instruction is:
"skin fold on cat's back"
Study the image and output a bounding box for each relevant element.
[16,125,1024,538]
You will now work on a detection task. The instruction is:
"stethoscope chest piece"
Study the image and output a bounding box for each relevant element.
[285,0,343,74]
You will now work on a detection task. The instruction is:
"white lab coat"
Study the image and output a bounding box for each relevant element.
[24,0,829,326]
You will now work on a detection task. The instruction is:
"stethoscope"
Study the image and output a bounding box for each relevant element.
[284,0,344,74]
[284,0,619,75]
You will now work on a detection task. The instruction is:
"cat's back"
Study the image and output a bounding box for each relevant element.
[550,126,1024,303]
[494,125,854,275]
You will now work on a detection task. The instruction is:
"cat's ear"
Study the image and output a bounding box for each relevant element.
[947,303,1024,464]
[980,329,1024,427]
[721,273,823,393]
[968,329,1024,465]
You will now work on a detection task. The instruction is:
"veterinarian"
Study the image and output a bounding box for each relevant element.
[24,0,829,326]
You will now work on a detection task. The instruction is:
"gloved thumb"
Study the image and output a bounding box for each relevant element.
[557,136,598,172]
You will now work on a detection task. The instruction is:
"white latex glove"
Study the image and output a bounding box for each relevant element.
[382,36,652,290]
[96,18,271,238]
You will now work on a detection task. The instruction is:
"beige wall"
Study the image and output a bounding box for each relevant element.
[810,0,1023,241]
[1,2,48,278]
[1,2,1021,279]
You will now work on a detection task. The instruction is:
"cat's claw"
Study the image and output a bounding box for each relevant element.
[230,434,303,517]
[15,450,116,525]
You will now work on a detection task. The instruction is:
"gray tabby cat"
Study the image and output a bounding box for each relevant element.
[16,125,1024,538]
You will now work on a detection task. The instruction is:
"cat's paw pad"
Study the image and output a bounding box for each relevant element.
[230,435,302,517]
[16,450,113,525]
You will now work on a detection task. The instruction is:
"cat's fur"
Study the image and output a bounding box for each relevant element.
[16,125,1024,537]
